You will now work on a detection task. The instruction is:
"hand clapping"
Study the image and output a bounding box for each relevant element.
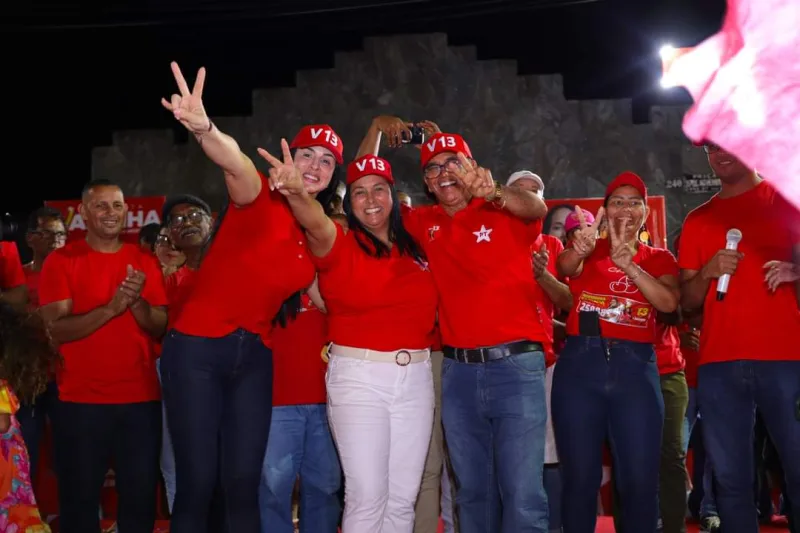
[161,62,211,135]
[533,244,549,279]
[571,206,604,259]
[257,139,306,196]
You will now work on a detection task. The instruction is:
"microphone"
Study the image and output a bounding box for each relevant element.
[717,228,742,301]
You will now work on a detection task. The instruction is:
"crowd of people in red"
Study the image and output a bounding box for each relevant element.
[0,61,798,533]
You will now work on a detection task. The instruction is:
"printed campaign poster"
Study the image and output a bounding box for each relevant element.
[45,196,166,244]
[544,196,669,249]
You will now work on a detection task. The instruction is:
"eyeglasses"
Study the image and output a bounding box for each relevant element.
[423,158,463,180]
[168,210,207,228]
[703,143,720,154]
[32,229,67,240]
[155,235,173,248]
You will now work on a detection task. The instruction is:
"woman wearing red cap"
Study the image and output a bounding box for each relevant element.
[160,62,344,533]
[553,171,680,533]
[258,144,438,533]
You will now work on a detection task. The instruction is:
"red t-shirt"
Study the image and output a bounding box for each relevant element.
[38,240,168,404]
[0,242,26,290]
[165,266,198,331]
[170,175,316,346]
[404,200,546,348]
[314,225,438,351]
[654,320,685,375]
[272,293,328,406]
[532,234,566,366]
[680,323,700,388]
[23,264,41,309]
[566,239,679,343]
[678,181,800,364]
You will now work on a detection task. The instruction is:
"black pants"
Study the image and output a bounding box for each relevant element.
[16,380,60,482]
[53,400,161,533]
[161,329,273,533]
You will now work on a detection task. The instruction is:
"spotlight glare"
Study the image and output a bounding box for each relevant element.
[659,44,676,60]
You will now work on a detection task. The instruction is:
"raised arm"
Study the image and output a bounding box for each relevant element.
[257,140,338,257]
[557,207,604,278]
[608,219,679,313]
[162,62,261,206]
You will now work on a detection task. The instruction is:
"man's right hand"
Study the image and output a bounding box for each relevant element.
[106,286,134,317]
[679,329,701,351]
[701,249,743,280]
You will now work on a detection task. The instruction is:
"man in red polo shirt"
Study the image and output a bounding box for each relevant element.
[0,239,28,309]
[679,142,800,533]
[357,116,549,533]
[16,206,66,482]
[39,179,167,533]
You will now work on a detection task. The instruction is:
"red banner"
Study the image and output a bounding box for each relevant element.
[545,196,669,249]
[45,196,166,244]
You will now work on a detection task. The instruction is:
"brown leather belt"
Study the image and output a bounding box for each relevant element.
[443,340,545,364]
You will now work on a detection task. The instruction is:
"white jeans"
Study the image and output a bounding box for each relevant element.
[326,349,435,533]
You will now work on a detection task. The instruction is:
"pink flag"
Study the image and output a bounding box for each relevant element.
[662,0,800,209]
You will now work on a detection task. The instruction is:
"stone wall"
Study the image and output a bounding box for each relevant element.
[91,32,715,244]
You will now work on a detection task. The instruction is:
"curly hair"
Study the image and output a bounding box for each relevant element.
[0,302,61,403]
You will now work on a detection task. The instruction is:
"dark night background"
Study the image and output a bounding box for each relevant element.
[2,0,724,219]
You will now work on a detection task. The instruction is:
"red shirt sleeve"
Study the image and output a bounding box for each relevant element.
[310,223,348,271]
[0,242,26,289]
[401,204,426,243]
[38,252,72,305]
[140,253,168,307]
[547,236,565,281]
[775,189,800,246]
[678,215,704,271]
[644,248,680,279]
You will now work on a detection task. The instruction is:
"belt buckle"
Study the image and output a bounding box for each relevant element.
[395,350,412,366]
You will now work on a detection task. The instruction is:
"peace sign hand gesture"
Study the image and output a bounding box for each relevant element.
[571,206,604,259]
[454,152,495,199]
[608,216,635,271]
[161,62,211,135]
[257,139,306,196]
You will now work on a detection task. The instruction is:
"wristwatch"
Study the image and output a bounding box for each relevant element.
[487,180,504,204]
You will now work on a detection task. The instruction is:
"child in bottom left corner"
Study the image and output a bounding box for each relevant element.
[1,302,62,533]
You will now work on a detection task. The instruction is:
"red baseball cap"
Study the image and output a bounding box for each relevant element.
[346,155,394,186]
[420,133,472,168]
[289,124,344,164]
[605,171,647,200]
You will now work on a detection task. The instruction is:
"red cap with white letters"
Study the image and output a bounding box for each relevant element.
[289,124,344,164]
[347,155,394,185]
[420,133,473,168]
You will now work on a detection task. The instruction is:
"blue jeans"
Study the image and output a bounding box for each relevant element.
[161,329,273,533]
[551,336,664,533]
[441,349,548,533]
[258,404,341,533]
[16,380,59,482]
[698,360,800,533]
[156,358,176,513]
[684,387,718,518]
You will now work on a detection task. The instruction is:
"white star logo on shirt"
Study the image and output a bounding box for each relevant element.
[473,225,493,243]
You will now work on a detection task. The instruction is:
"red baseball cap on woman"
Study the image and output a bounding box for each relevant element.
[346,155,394,185]
[605,171,647,200]
[289,124,344,164]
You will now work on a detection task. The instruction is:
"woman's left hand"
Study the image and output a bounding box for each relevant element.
[608,217,635,271]
[763,260,800,292]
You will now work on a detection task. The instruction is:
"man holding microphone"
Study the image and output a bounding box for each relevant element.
[678,141,800,533]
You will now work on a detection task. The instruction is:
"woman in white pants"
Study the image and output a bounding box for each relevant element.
[258,145,438,533]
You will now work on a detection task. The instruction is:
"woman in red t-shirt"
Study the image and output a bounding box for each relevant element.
[552,172,680,533]
[259,146,438,533]
[160,63,343,533]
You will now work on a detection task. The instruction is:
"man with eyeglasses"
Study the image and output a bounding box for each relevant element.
[14,206,68,483]
[358,118,550,532]
[678,141,800,533]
